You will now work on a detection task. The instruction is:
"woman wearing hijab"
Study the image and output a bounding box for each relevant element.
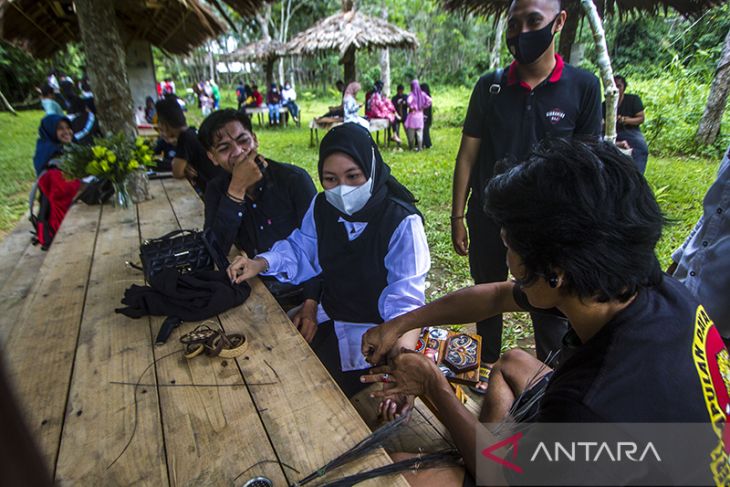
[227,123,430,402]
[342,82,369,129]
[367,80,402,145]
[421,83,433,149]
[404,79,432,151]
[32,114,81,244]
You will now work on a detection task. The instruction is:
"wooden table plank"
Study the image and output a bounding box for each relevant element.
[3,203,101,471]
[137,180,286,485]
[0,239,48,345]
[159,180,408,486]
[54,204,169,485]
[0,213,35,290]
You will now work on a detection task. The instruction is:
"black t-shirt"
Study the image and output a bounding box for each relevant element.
[392,93,408,121]
[602,93,644,133]
[506,277,730,484]
[203,158,316,258]
[175,127,224,193]
[463,55,602,204]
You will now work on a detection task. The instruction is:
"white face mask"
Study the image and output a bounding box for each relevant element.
[324,148,376,216]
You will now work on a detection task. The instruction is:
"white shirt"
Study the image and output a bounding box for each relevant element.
[282,87,297,102]
[258,196,430,371]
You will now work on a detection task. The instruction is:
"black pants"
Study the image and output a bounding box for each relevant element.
[309,321,369,398]
[467,198,568,363]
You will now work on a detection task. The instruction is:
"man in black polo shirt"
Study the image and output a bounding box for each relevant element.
[451,0,602,375]
[198,109,320,313]
[156,97,224,195]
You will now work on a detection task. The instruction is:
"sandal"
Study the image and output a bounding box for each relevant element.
[180,323,248,359]
[468,362,493,395]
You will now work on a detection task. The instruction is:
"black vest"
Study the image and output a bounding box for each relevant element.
[314,194,417,324]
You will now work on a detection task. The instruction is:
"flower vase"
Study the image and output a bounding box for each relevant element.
[112,180,131,209]
[127,169,151,203]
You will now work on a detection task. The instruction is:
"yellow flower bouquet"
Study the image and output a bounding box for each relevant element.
[61,133,156,208]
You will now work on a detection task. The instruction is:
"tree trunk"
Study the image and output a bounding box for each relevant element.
[74,0,135,137]
[696,27,730,146]
[0,87,17,116]
[265,60,275,89]
[581,0,617,143]
[343,46,357,84]
[379,3,391,96]
[558,0,582,63]
[489,14,506,70]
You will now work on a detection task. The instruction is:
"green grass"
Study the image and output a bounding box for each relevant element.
[0,87,720,350]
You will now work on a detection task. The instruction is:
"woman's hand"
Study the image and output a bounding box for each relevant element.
[291,299,318,342]
[227,255,267,284]
[379,394,415,422]
[361,349,444,399]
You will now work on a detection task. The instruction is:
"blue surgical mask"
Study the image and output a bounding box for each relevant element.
[324,148,376,216]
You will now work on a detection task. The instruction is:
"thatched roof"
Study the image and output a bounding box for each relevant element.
[0,0,234,58]
[224,39,287,62]
[287,9,419,58]
[440,0,725,18]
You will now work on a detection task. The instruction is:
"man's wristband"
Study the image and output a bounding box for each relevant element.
[450,215,464,221]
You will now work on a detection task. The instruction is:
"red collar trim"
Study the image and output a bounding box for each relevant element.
[506,54,565,91]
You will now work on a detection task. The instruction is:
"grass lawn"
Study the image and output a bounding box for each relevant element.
[0,87,720,350]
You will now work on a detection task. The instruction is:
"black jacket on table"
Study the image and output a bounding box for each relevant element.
[204,158,321,300]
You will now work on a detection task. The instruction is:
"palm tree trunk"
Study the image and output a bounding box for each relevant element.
[74,0,135,137]
[696,27,730,146]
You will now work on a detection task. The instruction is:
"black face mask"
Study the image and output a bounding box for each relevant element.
[506,16,558,65]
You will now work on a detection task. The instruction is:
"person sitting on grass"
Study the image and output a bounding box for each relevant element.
[198,109,320,310]
[360,139,730,486]
[227,123,430,401]
[155,96,224,195]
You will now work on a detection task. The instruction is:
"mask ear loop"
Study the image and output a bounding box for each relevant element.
[367,146,376,195]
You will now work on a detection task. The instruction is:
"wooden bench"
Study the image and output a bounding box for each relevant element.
[246,105,300,128]
[309,117,392,148]
[0,179,413,485]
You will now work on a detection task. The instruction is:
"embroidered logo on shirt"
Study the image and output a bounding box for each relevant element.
[546,108,566,124]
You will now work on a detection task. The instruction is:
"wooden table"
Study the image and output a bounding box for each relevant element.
[0,178,410,486]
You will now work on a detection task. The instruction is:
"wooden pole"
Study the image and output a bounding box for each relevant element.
[343,46,357,84]
[581,0,616,144]
[0,87,18,116]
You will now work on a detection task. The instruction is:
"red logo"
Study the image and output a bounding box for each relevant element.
[481,432,523,474]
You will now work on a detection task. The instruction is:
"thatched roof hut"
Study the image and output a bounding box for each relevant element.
[287,9,419,83]
[0,0,229,58]
[223,39,287,88]
[440,0,726,62]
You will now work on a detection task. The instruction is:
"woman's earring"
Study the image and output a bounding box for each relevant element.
[548,274,559,288]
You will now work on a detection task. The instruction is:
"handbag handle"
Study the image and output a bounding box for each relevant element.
[144,228,198,244]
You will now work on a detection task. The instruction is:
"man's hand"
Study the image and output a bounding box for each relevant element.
[229,151,263,198]
[184,163,198,179]
[361,349,444,399]
[451,218,469,256]
[292,299,318,342]
[361,320,404,366]
[227,255,267,284]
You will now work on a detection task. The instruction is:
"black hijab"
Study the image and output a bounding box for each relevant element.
[317,123,418,221]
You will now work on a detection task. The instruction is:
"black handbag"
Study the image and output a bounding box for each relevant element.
[139,229,223,282]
